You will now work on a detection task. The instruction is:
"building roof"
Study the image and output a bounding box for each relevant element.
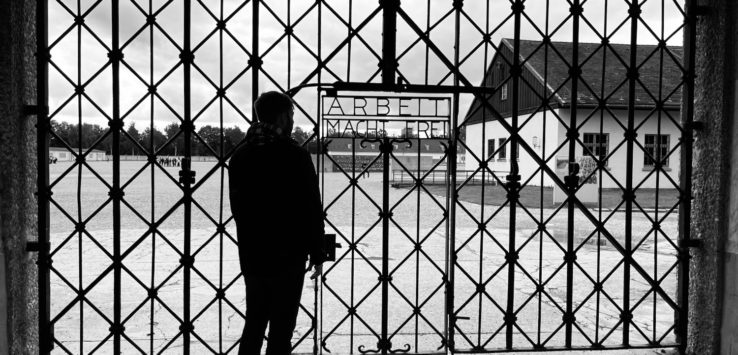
[466,39,684,122]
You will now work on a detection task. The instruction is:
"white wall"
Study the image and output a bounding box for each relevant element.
[464,110,560,187]
[465,108,682,190]
[49,150,72,161]
[557,108,682,190]
[49,150,108,161]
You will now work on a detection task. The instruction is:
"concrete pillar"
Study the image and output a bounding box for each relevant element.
[0,0,39,353]
[689,0,736,354]
[720,0,738,353]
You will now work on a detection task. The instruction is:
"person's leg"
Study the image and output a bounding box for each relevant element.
[264,262,306,355]
[239,274,269,355]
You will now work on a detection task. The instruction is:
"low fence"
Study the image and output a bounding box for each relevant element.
[117,155,219,162]
[391,169,508,186]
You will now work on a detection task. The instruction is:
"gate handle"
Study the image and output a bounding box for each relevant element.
[322,234,341,261]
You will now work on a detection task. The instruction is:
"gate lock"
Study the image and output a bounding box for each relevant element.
[321,234,342,262]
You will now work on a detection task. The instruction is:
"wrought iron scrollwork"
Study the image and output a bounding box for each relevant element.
[358,341,411,354]
[360,137,383,150]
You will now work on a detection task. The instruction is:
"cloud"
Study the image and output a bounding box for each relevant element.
[48,0,685,132]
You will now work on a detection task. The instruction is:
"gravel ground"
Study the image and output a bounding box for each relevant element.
[48,161,681,354]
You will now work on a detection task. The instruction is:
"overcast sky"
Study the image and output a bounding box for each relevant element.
[47,0,686,133]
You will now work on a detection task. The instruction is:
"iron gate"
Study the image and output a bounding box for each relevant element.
[317,92,452,354]
[34,0,697,354]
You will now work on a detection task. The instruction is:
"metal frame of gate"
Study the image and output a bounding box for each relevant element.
[33,0,699,354]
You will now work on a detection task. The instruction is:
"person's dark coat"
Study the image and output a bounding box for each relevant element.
[228,129,325,274]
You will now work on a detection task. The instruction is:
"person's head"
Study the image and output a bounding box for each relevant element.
[254,91,294,135]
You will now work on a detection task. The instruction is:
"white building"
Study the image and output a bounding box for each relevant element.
[49,147,107,161]
[464,39,682,202]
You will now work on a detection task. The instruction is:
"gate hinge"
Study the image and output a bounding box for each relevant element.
[26,241,49,252]
[26,241,39,252]
[687,121,705,132]
[23,105,39,116]
[680,239,703,249]
[694,5,712,17]
[23,104,48,116]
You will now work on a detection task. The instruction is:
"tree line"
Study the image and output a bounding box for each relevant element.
[49,120,313,156]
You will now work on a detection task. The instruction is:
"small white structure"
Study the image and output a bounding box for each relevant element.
[464,39,683,203]
[49,147,108,161]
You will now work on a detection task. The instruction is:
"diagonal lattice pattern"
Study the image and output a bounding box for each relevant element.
[41,0,384,353]
[445,0,692,351]
[36,0,695,354]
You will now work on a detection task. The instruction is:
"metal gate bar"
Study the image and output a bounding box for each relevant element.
[507,0,522,349]
[111,0,122,353]
[566,0,580,347]
[36,0,51,352]
[678,1,698,352]
[182,1,193,353]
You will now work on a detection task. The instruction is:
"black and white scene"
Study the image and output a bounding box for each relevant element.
[0,0,737,354]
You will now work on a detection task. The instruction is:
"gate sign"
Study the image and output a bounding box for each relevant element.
[321,94,452,138]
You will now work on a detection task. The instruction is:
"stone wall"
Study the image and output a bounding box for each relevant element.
[720,0,738,352]
[689,0,736,354]
[0,0,39,354]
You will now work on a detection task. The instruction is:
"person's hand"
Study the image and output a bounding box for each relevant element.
[309,263,323,280]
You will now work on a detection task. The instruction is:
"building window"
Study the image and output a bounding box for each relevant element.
[501,83,508,101]
[497,138,506,160]
[644,134,670,167]
[487,139,496,159]
[583,133,609,163]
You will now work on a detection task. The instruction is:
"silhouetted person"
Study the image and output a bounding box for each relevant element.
[229,91,325,355]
